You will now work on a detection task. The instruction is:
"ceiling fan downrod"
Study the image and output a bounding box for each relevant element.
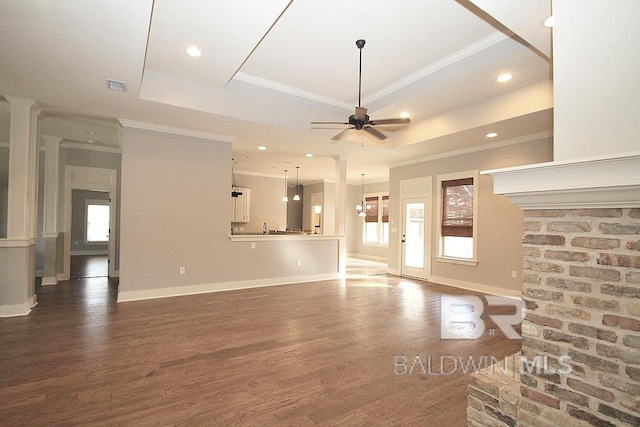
[356,39,365,108]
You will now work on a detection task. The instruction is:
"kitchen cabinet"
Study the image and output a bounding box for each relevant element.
[231,188,250,223]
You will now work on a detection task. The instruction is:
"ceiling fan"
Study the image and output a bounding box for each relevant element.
[311,39,410,141]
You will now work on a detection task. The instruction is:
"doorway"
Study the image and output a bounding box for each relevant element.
[70,189,110,279]
[63,166,118,280]
[401,198,430,279]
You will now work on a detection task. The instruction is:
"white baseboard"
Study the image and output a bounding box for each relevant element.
[117,272,341,303]
[41,276,58,286]
[347,253,388,263]
[428,275,521,298]
[0,295,37,318]
[71,250,108,256]
[387,268,401,276]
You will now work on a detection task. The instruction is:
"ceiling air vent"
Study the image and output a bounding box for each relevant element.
[106,79,126,92]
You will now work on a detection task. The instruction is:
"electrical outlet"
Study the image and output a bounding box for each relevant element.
[511,271,517,278]
[297,259,302,266]
[179,267,186,275]
[251,242,256,249]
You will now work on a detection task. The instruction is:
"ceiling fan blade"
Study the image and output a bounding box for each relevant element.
[368,117,411,126]
[330,127,354,141]
[311,121,350,125]
[355,106,368,121]
[363,126,387,140]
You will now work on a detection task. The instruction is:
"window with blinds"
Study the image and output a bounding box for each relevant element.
[362,194,390,246]
[364,197,379,223]
[441,178,473,237]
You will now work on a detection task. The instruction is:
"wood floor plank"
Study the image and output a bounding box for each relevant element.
[0,258,520,425]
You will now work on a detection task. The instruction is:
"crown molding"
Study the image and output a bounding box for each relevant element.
[118,119,235,143]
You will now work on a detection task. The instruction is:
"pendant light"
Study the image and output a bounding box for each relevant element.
[357,173,366,217]
[282,169,289,202]
[293,166,301,201]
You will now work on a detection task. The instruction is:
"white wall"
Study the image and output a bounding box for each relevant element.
[389,137,553,294]
[118,126,339,299]
[553,0,640,160]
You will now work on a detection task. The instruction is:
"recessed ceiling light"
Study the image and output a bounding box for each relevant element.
[241,155,248,159]
[305,153,314,158]
[87,139,96,144]
[186,46,202,57]
[544,16,554,28]
[399,112,410,119]
[497,74,512,83]
[258,146,267,151]
[486,132,498,138]
[85,131,96,136]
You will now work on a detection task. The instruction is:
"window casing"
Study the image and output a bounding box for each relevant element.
[363,194,389,246]
[437,171,478,265]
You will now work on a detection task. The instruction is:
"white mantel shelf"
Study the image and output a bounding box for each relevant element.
[229,234,345,242]
[482,151,640,210]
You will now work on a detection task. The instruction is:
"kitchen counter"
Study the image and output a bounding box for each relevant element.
[229,234,345,242]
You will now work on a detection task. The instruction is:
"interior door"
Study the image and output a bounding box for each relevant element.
[401,198,429,279]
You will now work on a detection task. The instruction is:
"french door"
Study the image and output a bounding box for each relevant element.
[401,198,430,279]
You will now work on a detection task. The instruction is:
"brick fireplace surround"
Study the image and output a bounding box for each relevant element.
[467,154,640,426]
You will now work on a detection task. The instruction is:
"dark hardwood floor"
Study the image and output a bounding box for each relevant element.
[0,261,520,426]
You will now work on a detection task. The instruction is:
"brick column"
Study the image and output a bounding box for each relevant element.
[519,208,640,426]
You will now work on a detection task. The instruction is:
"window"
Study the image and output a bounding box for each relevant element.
[86,199,110,243]
[363,194,389,246]
[437,172,478,264]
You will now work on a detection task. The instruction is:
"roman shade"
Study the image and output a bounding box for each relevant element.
[441,178,474,237]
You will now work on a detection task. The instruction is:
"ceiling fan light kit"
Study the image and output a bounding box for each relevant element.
[311,39,410,142]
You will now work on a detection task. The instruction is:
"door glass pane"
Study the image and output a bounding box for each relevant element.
[404,203,424,269]
[87,204,110,242]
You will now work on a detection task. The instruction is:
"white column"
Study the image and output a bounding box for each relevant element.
[333,155,348,236]
[6,97,38,240]
[334,155,348,277]
[0,96,39,317]
[41,135,62,285]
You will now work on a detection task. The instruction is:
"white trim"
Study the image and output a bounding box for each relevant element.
[436,256,479,267]
[429,275,521,299]
[61,141,121,154]
[41,276,58,286]
[0,295,37,318]
[0,238,35,247]
[42,232,62,239]
[118,119,235,143]
[71,250,108,256]
[234,73,352,110]
[117,273,340,303]
[390,131,552,169]
[363,33,508,105]
[483,152,640,209]
[63,166,118,279]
